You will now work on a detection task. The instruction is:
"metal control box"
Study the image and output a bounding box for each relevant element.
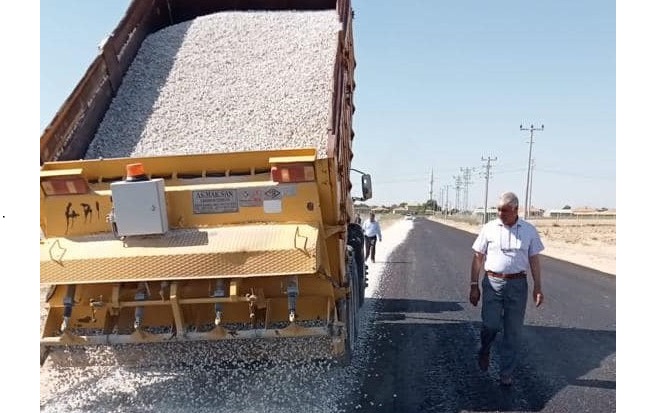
[110,179,169,236]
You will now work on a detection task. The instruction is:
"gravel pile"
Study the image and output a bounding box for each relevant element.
[84,10,341,160]
[40,220,413,412]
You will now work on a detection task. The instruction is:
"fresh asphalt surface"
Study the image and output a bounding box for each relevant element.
[342,217,616,413]
[40,217,615,412]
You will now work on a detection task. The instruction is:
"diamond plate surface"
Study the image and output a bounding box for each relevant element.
[41,224,319,284]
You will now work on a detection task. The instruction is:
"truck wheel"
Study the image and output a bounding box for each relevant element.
[339,249,359,365]
[336,296,355,366]
[347,251,359,346]
[347,224,366,307]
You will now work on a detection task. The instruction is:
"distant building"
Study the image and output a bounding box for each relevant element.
[354,204,371,215]
[543,209,574,218]
[527,207,545,217]
[371,206,390,214]
[572,207,616,218]
[543,207,616,218]
[472,207,498,221]
[473,206,544,219]
[393,204,423,215]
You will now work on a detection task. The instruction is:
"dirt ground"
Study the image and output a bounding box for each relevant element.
[428,216,616,275]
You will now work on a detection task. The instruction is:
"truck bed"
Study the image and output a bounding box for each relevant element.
[84,10,339,160]
[40,0,354,164]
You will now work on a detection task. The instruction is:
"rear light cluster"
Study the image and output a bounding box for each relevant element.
[41,177,89,195]
[40,168,90,196]
[271,164,315,183]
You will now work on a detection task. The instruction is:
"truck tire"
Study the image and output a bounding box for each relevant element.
[335,246,360,366]
[347,223,366,306]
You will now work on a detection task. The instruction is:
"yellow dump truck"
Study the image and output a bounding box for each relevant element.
[40,0,370,367]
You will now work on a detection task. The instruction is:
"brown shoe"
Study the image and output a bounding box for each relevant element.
[478,352,489,372]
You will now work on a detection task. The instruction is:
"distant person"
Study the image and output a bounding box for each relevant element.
[468,191,544,387]
[354,213,362,225]
[362,212,382,262]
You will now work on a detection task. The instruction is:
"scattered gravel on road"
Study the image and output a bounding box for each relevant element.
[40,221,414,412]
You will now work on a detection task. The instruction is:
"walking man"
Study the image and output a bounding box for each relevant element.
[362,212,382,262]
[469,191,544,386]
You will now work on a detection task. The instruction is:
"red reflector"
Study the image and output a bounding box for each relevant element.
[41,177,89,195]
[271,164,315,183]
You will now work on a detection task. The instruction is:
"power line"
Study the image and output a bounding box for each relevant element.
[374,178,427,184]
[534,168,615,181]
[493,167,527,175]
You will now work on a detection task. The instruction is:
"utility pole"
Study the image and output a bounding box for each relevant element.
[429,168,434,206]
[527,158,535,216]
[453,175,462,213]
[520,123,544,219]
[481,156,497,224]
[444,184,451,216]
[460,167,476,211]
[439,186,445,214]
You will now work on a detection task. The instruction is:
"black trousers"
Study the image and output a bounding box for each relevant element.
[365,236,377,262]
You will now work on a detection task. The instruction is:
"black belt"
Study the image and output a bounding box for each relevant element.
[486,271,527,280]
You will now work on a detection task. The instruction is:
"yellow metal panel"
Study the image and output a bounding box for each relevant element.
[41,181,323,236]
[40,168,84,178]
[42,194,113,237]
[40,149,317,182]
[41,224,319,284]
[268,155,316,164]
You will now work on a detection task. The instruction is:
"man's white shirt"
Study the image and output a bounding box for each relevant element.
[362,219,382,240]
[471,218,544,273]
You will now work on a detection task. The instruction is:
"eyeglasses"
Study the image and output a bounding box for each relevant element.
[497,205,517,213]
[500,225,521,253]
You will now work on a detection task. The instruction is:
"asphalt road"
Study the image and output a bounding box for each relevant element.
[341,217,616,413]
[40,217,615,412]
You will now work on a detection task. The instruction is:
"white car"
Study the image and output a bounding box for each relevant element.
[404,214,414,221]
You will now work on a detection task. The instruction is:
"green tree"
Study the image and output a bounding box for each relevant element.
[425,199,439,211]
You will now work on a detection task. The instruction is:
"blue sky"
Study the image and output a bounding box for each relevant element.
[38,0,617,210]
[350,0,615,210]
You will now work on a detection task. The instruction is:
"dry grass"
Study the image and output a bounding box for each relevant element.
[428,215,616,275]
